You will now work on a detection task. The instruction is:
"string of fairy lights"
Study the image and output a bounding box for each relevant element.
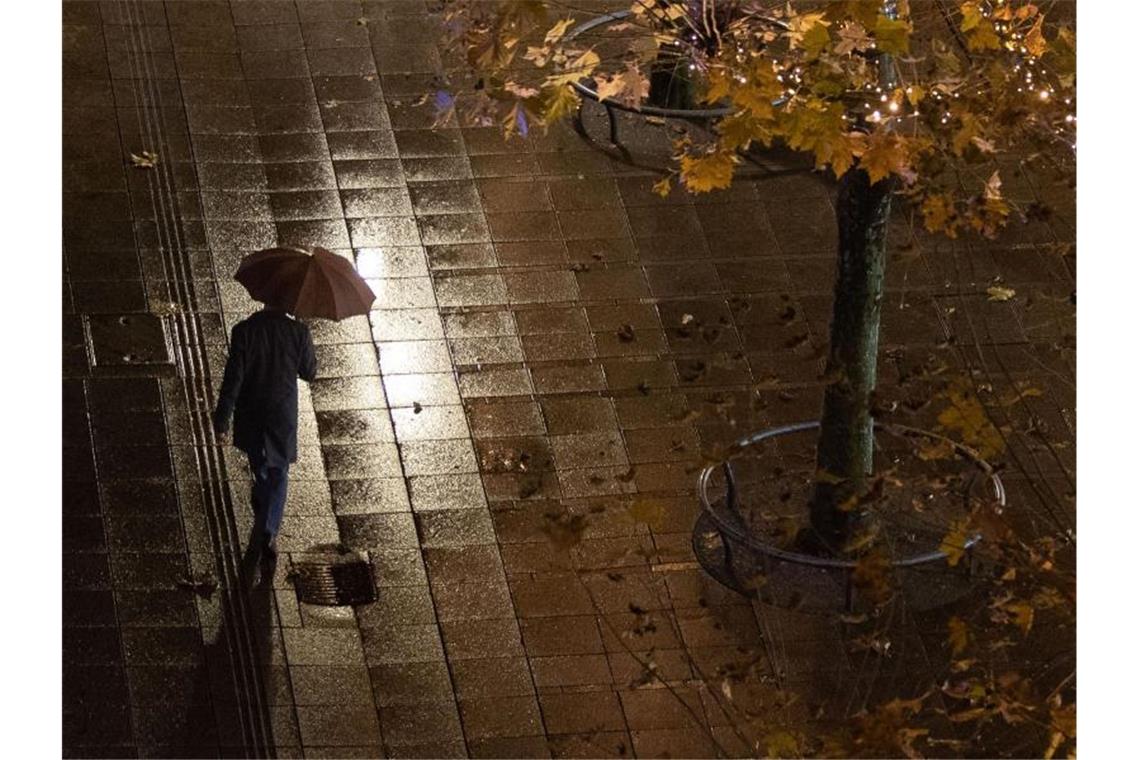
[644,0,1074,151]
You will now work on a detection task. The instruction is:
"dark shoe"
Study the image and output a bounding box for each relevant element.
[261,532,278,561]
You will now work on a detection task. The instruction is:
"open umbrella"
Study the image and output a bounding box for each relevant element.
[235,246,375,320]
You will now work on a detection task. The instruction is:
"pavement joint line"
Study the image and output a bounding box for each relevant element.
[116,0,276,752]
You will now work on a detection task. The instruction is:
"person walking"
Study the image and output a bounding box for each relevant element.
[213,305,318,560]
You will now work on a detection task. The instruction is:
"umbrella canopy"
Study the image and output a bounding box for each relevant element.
[235,246,375,320]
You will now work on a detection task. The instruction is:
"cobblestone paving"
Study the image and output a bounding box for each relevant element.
[63,1,1076,757]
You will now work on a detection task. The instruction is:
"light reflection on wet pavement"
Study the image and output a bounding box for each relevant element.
[63,1,1075,757]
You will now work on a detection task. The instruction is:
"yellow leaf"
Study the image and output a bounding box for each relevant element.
[1006,601,1035,635]
[544,49,600,87]
[906,85,925,106]
[948,616,969,655]
[524,45,551,67]
[717,112,772,152]
[679,151,738,193]
[1025,15,1047,57]
[936,380,1006,459]
[921,193,956,235]
[1050,701,1076,737]
[786,11,830,47]
[859,131,910,183]
[952,112,981,156]
[544,18,574,46]
[733,59,782,118]
[959,2,984,32]
[628,497,666,529]
[764,731,800,758]
[873,14,912,55]
[939,519,971,566]
[1015,4,1040,21]
[801,22,831,59]
[967,20,1001,51]
[539,84,580,125]
[779,100,857,177]
[593,74,624,103]
[652,176,672,197]
[986,285,1016,302]
[703,68,733,105]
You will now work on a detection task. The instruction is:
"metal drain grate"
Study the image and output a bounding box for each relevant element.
[292,558,376,606]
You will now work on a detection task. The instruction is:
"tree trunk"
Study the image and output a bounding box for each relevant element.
[808,166,893,550]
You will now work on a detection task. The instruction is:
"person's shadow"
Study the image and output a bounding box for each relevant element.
[172,539,282,756]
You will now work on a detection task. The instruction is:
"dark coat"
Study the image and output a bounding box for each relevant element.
[213,310,317,466]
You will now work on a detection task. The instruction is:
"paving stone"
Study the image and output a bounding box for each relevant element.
[62,4,1076,756]
[538,691,628,735]
[458,695,544,739]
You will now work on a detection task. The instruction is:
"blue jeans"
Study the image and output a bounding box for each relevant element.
[247,450,289,541]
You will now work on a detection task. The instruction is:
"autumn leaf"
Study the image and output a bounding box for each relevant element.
[544,49,600,87]
[593,74,624,103]
[703,68,733,105]
[628,497,666,529]
[1046,701,1076,759]
[544,17,574,46]
[801,21,832,59]
[959,2,983,31]
[966,20,1001,51]
[949,706,989,723]
[130,151,159,169]
[948,616,970,655]
[952,112,982,156]
[764,731,800,758]
[859,130,911,183]
[873,14,912,55]
[852,550,894,605]
[652,176,672,197]
[503,103,530,138]
[540,84,580,125]
[939,519,971,566]
[504,81,540,99]
[897,728,929,760]
[780,100,858,177]
[717,112,772,152]
[615,62,650,107]
[1024,15,1047,58]
[921,193,957,235]
[1048,26,1076,86]
[983,170,1003,200]
[679,150,738,193]
[986,285,1016,302]
[937,380,1006,459]
[524,45,551,67]
[1006,600,1035,635]
[834,22,870,55]
[786,11,830,48]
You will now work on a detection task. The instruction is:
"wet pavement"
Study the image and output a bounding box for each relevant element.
[63,1,1075,757]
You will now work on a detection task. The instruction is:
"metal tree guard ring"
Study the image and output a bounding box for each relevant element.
[692,420,1004,609]
[562,10,790,148]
